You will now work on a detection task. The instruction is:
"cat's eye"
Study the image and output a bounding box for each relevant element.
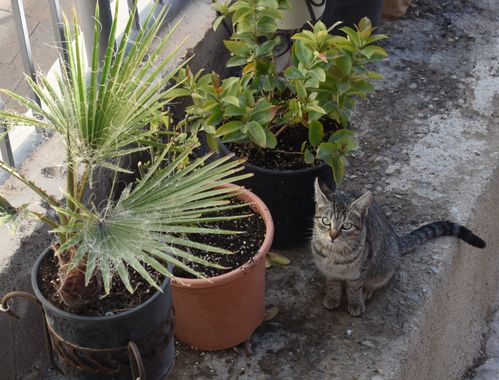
[321,217,331,226]
[342,222,353,230]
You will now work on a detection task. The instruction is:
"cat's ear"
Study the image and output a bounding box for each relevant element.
[351,191,373,218]
[314,178,332,206]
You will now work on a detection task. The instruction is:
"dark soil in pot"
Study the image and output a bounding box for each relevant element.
[38,253,164,317]
[173,198,266,279]
[227,126,312,170]
[226,120,338,170]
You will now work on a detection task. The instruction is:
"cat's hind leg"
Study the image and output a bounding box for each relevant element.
[322,279,342,310]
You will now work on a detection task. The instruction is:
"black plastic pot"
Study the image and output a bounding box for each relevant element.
[322,0,384,28]
[218,144,335,248]
[32,249,175,380]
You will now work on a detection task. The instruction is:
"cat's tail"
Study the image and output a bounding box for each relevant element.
[398,221,486,255]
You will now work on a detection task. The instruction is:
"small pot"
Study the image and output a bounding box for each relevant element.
[323,0,385,28]
[32,249,175,380]
[218,143,335,248]
[171,184,274,351]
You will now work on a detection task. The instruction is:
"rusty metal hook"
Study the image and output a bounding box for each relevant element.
[128,341,145,380]
[0,291,57,371]
[0,291,42,320]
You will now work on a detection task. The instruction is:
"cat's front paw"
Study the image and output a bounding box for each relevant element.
[322,293,341,310]
[347,301,365,317]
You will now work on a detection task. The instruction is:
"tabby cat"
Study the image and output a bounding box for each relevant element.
[311,179,486,317]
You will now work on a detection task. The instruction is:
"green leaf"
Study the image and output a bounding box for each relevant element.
[264,129,277,148]
[203,123,217,134]
[223,40,250,56]
[331,156,345,184]
[257,37,280,58]
[339,26,361,46]
[227,56,248,67]
[366,34,389,45]
[211,1,228,13]
[295,80,307,100]
[251,102,275,125]
[358,17,372,32]
[336,55,352,75]
[221,131,247,143]
[256,17,278,33]
[367,71,384,80]
[309,67,326,83]
[317,142,339,162]
[206,134,220,151]
[329,129,357,154]
[308,120,324,146]
[288,98,299,113]
[304,149,315,164]
[285,66,306,80]
[304,103,326,115]
[215,120,245,137]
[361,46,388,59]
[167,88,191,98]
[213,15,225,31]
[294,40,314,66]
[352,80,375,94]
[247,121,267,146]
[207,105,223,126]
[223,96,240,107]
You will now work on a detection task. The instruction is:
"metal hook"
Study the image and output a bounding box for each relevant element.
[0,291,56,370]
[1,291,42,320]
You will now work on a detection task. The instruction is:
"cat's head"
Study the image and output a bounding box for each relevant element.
[312,178,372,252]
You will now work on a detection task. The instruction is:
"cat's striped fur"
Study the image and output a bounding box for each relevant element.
[311,179,485,317]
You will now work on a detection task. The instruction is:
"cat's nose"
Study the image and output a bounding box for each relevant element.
[329,228,339,241]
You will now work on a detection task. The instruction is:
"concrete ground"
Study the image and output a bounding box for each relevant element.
[1,0,499,379]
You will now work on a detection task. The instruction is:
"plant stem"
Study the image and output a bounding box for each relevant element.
[76,162,90,203]
[274,124,289,137]
[273,149,303,155]
[66,144,76,212]
[29,211,60,229]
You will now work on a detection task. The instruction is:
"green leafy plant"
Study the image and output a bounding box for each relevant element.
[178,0,388,182]
[0,2,249,308]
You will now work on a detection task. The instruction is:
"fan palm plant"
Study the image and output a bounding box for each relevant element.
[0,2,249,308]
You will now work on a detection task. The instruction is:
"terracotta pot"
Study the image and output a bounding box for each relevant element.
[171,184,274,351]
[383,0,412,18]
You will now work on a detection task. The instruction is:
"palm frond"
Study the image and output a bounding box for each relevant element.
[58,145,252,293]
[0,1,187,171]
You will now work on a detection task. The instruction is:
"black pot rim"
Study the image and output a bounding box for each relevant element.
[31,247,171,322]
[219,142,330,176]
